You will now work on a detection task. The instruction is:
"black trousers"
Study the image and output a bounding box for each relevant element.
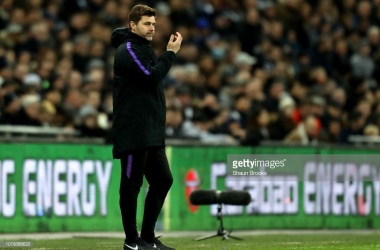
[119,146,173,244]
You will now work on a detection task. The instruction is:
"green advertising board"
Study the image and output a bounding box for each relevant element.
[0,144,124,233]
[169,147,380,231]
[0,143,379,233]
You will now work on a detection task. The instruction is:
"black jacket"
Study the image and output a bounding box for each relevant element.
[111,27,176,159]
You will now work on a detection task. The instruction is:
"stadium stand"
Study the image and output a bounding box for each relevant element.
[1,0,380,145]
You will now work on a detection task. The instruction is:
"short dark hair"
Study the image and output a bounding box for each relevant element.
[128,4,156,26]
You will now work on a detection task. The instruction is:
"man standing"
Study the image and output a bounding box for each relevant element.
[111,4,182,250]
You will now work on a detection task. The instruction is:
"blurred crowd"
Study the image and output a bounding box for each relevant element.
[1,0,380,145]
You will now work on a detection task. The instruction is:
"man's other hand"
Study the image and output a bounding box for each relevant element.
[167,32,182,54]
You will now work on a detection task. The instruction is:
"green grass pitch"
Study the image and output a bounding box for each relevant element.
[2,233,380,249]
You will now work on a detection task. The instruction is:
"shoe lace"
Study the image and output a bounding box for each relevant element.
[153,235,163,245]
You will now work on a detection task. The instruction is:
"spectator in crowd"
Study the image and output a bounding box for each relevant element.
[79,105,105,138]
[318,118,342,143]
[165,106,183,138]
[242,106,271,146]
[350,41,375,78]
[284,115,318,145]
[17,94,41,126]
[0,0,380,145]
[340,111,367,143]
[364,124,379,137]
[0,93,20,124]
[39,100,56,126]
[271,95,296,140]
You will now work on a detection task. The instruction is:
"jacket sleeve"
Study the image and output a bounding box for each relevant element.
[123,42,176,85]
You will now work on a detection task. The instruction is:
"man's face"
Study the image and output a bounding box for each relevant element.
[131,15,156,41]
